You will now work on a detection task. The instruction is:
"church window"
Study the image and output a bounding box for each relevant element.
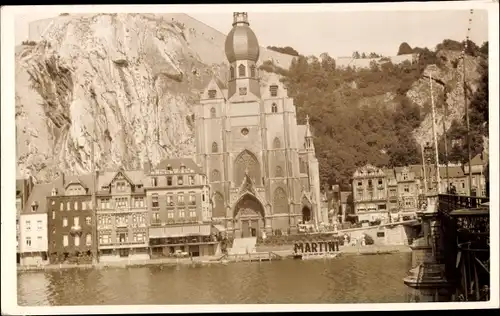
[239,87,247,95]
[250,64,256,77]
[212,142,218,153]
[234,150,261,186]
[210,107,216,118]
[299,158,307,174]
[208,90,217,99]
[273,137,281,149]
[270,85,278,97]
[213,192,225,218]
[238,64,246,77]
[271,103,278,113]
[241,128,249,136]
[230,66,235,79]
[275,166,284,177]
[273,187,288,214]
[212,169,221,182]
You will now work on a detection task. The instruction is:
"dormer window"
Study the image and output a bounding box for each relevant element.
[180,164,186,173]
[238,64,246,77]
[167,164,172,171]
[239,87,247,95]
[230,66,235,79]
[167,176,173,186]
[51,188,58,196]
[250,64,256,77]
[271,103,278,113]
[270,85,278,97]
[208,89,216,99]
[210,107,216,118]
[31,201,38,212]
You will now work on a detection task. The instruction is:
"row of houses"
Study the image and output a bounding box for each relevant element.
[16,158,219,266]
[328,154,487,224]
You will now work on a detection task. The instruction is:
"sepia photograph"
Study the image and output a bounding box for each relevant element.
[1,1,498,313]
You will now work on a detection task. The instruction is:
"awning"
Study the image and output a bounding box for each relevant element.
[149,224,211,238]
[213,224,226,232]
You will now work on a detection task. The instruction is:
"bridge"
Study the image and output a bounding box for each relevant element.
[403,194,490,302]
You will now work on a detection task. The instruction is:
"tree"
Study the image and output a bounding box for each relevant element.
[397,42,413,55]
[352,51,360,59]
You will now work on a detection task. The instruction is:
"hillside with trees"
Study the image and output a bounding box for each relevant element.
[260,39,489,187]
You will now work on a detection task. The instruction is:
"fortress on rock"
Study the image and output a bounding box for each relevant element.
[194,12,323,238]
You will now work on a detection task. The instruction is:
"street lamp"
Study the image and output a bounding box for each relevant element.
[78,132,98,264]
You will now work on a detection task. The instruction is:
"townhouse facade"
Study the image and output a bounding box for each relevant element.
[352,165,389,223]
[46,175,96,264]
[384,168,399,222]
[96,169,149,262]
[144,158,217,258]
[19,182,50,266]
[16,177,34,264]
[395,166,419,216]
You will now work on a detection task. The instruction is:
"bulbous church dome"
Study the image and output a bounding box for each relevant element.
[224,12,260,63]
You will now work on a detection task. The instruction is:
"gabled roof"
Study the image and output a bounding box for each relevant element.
[154,158,203,174]
[470,154,485,166]
[22,182,52,215]
[97,170,145,188]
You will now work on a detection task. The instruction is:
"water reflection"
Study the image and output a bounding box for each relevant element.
[18,253,412,306]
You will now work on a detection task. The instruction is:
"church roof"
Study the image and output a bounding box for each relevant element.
[224,12,260,63]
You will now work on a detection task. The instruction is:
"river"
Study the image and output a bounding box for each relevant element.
[18,253,412,305]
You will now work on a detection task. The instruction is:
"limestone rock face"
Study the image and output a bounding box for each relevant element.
[16,13,290,182]
[407,50,484,147]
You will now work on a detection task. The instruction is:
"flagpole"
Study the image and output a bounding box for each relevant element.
[430,72,441,193]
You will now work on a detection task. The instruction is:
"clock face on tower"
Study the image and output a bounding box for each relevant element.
[241,128,249,136]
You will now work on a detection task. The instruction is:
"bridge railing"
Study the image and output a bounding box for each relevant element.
[438,194,489,215]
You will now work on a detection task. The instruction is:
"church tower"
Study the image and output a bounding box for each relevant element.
[194,12,323,238]
[224,12,261,101]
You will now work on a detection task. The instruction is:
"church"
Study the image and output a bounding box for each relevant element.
[194,12,323,238]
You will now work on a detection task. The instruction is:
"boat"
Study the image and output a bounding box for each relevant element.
[294,252,340,260]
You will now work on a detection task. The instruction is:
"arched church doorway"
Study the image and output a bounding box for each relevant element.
[234,193,265,238]
[302,206,312,223]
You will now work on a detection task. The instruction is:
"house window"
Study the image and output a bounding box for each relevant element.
[239,87,247,95]
[152,194,159,208]
[60,203,64,211]
[67,202,71,210]
[212,142,218,153]
[86,234,92,246]
[402,173,408,181]
[208,89,217,99]
[368,180,373,187]
[52,211,55,220]
[378,179,383,185]
[74,201,79,210]
[26,237,31,247]
[167,211,174,219]
[99,234,110,244]
[210,107,216,118]
[134,233,145,242]
[25,220,31,231]
[151,177,158,187]
[37,220,42,231]
[271,103,278,113]
[230,66,235,79]
[86,217,91,225]
[63,235,68,247]
[73,217,80,227]
[82,202,87,210]
[189,194,196,205]
[62,217,68,227]
[74,235,80,247]
[134,197,144,208]
[37,236,42,247]
[238,64,246,77]
[167,195,173,206]
[189,210,197,218]
[270,85,278,97]
[177,176,184,186]
[179,209,186,218]
[116,197,128,208]
[100,198,110,209]
[357,181,362,186]
[250,64,256,77]
[404,185,410,193]
[189,176,195,185]
[177,194,185,205]
[378,205,386,210]
[152,212,160,224]
[167,176,173,186]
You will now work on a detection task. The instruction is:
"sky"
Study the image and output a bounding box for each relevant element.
[14,7,489,58]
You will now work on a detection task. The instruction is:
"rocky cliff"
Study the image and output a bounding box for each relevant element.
[16,13,292,182]
[407,50,484,146]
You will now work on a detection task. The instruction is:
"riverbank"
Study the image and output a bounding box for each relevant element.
[17,244,411,272]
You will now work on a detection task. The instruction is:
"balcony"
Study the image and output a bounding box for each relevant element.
[70,225,83,236]
[99,240,147,249]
